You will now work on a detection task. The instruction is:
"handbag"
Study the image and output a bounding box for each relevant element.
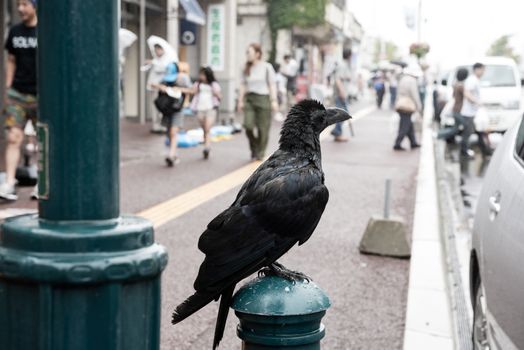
[154,90,184,117]
[474,107,489,132]
[395,95,416,113]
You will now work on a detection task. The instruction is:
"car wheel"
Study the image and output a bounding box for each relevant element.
[472,279,490,349]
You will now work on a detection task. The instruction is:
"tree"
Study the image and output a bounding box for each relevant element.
[385,41,399,61]
[266,0,326,63]
[487,35,520,63]
[372,39,400,64]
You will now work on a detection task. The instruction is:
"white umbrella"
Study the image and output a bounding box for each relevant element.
[147,35,178,64]
[119,28,137,57]
[145,35,179,89]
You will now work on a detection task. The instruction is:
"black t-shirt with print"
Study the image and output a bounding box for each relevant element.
[5,23,37,95]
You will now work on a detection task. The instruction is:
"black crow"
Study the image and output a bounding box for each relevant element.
[172,99,351,349]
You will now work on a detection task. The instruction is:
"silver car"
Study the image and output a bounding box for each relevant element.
[470,114,524,349]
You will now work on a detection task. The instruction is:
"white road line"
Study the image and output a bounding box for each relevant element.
[319,105,376,142]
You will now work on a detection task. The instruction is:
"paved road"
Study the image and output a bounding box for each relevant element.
[1,100,421,349]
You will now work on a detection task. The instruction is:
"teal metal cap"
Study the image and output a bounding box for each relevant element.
[231,275,331,316]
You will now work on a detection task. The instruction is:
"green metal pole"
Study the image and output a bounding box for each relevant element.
[0,1,168,350]
[37,0,119,220]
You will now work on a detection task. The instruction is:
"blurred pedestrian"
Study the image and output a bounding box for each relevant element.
[461,62,491,157]
[0,0,38,201]
[272,63,287,122]
[388,71,398,109]
[281,54,299,110]
[374,73,386,108]
[190,66,221,159]
[437,68,468,141]
[237,43,278,161]
[357,73,365,99]
[418,71,428,112]
[145,44,170,130]
[330,48,352,142]
[393,64,422,151]
[153,61,193,167]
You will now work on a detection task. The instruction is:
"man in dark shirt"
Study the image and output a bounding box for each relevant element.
[1,0,38,200]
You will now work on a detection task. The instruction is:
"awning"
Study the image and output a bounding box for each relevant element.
[179,0,206,26]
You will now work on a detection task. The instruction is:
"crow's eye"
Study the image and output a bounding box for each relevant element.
[312,113,325,130]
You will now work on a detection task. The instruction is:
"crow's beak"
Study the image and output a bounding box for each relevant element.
[325,107,351,126]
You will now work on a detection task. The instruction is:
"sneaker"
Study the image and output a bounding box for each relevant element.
[393,145,406,151]
[30,185,38,200]
[0,182,18,201]
[461,149,475,159]
[165,156,180,167]
[411,143,421,149]
[203,148,210,160]
[334,136,348,142]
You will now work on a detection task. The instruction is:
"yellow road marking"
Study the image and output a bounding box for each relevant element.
[138,161,261,228]
[139,105,375,228]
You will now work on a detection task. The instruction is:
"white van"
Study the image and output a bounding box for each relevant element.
[441,57,523,132]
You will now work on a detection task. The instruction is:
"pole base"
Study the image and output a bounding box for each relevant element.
[0,214,168,350]
[359,215,411,258]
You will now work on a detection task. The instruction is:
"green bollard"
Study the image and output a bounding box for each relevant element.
[0,1,167,350]
[232,275,331,350]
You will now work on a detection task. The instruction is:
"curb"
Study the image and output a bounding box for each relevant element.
[403,105,454,349]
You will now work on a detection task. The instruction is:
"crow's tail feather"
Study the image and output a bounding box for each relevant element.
[172,290,217,325]
[213,285,236,350]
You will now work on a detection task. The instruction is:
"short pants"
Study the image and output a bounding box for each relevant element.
[161,111,184,129]
[196,109,217,124]
[3,88,37,130]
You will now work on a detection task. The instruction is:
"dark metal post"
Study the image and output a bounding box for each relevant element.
[0,1,168,349]
[37,0,120,219]
[384,179,391,219]
[0,0,5,112]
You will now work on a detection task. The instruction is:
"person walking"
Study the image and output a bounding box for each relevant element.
[374,73,386,108]
[145,43,171,131]
[393,64,422,151]
[190,66,221,159]
[272,63,288,122]
[437,68,468,141]
[280,54,299,111]
[0,0,38,201]
[460,62,491,158]
[237,43,278,161]
[388,71,398,109]
[153,61,192,167]
[330,48,352,142]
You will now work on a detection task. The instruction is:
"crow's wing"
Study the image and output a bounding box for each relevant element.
[194,164,329,292]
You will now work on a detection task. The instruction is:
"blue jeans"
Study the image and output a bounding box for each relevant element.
[389,86,397,109]
[437,112,464,141]
[331,96,348,137]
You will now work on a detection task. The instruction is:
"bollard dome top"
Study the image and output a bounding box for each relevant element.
[231,275,331,316]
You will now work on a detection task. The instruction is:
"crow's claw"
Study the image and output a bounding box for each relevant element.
[258,262,311,283]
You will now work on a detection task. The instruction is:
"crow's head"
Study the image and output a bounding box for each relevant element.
[279,99,351,152]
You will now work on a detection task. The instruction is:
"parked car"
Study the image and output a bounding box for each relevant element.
[470,113,524,349]
[441,57,523,133]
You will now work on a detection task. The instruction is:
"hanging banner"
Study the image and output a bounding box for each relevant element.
[207,4,225,71]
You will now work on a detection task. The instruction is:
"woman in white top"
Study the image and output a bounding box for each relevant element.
[190,66,222,159]
[237,43,278,160]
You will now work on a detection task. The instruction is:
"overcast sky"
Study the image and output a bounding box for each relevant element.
[349,0,524,70]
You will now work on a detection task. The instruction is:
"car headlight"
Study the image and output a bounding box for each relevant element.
[504,100,520,110]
